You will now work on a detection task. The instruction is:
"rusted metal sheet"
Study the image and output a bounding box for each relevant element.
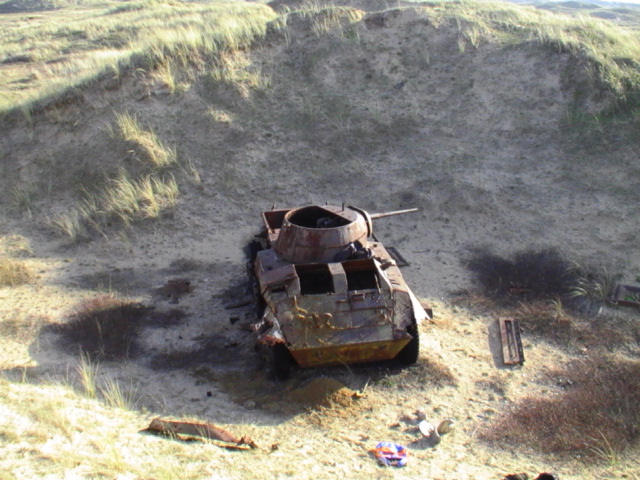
[147,418,258,448]
[610,284,640,308]
[249,204,428,377]
[290,337,411,368]
[499,317,524,366]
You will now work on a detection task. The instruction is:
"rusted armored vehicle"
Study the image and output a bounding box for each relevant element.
[249,204,430,378]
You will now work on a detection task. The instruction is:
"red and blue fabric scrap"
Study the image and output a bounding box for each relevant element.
[373,442,408,467]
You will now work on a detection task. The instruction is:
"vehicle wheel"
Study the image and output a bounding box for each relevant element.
[395,324,419,365]
[268,344,294,380]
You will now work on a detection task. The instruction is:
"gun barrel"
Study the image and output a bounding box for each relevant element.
[369,208,419,220]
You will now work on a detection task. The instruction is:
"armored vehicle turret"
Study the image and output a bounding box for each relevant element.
[249,204,430,378]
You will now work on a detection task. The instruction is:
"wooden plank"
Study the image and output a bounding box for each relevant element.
[499,317,524,366]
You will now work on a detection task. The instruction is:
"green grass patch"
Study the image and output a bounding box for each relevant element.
[0,0,277,116]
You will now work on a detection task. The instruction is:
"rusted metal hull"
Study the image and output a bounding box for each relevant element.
[250,205,429,375]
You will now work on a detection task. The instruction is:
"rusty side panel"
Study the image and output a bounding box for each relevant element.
[290,336,411,367]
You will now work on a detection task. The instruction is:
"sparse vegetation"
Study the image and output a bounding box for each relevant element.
[0,378,221,479]
[206,50,272,99]
[0,257,32,286]
[102,171,179,222]
[77,352,98,399]
[0,313,45,344]
[115,112,177,168]
[10,185,35,215]
[459,246,639,462]
[512,298,573,336]
[480,356,640,462]
[0,235,32,257]
[0,234,34,287]
[0,0,277,116]
[206,107,233,124]
[48,208,88,242]
[300,5,364,37]
[99,375,140,410]
[48,170,179,240]
[465,247,615,315]
[568,264,618,311]
[45,100,180,241]
[393,1,640,117]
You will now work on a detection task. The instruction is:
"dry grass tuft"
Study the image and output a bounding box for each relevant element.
[480,356,640,462]
[512,299,573,336]
[53,294,149,361]
[99,375,141,411]
[206,50,271,99]
[48,170,179,240]
[0,235,32,257]
[0,313,47,345]
[0,257,33,287]
[115,112,177,168]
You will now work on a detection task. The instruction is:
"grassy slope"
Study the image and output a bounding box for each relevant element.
[0,0,276,115]
[2,0,640,117]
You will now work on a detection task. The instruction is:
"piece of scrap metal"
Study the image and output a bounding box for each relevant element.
[499,317,524,366]
[610,284,640,308]
[147,418,258,449]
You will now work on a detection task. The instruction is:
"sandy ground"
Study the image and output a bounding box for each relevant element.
[1,3,640,479]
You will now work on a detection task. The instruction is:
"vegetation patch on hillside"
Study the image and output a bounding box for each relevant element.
[465,247,615,314]
[480,356,640,462]
[0,0,277,116]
